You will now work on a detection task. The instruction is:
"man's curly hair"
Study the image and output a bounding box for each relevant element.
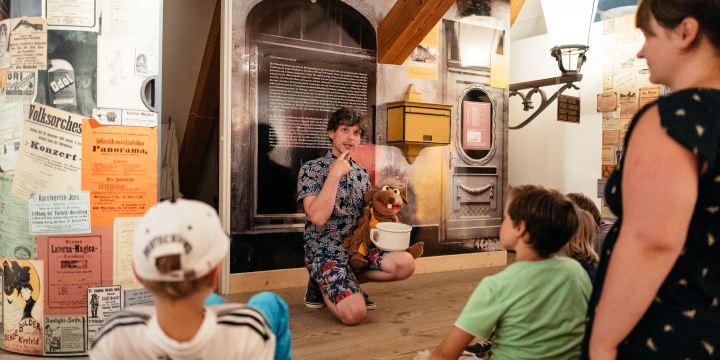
[327,106,370,137]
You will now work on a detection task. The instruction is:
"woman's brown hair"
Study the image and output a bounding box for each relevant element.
[636,0,720,51]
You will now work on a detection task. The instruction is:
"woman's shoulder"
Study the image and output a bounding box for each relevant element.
[657,88,720,120]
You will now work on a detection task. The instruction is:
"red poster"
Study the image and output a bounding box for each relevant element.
[463,101,491,151]
[36,225,114,316]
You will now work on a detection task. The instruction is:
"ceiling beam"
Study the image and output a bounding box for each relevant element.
[377,0,456,65]
[510,0,526,28]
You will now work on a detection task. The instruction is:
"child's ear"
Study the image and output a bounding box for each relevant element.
[515,220,530,241]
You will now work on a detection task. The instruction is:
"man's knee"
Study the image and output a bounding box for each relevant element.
[394,251,416,280]
[336,295,366,325]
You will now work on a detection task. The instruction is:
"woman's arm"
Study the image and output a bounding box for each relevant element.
[589,105,699,359]
[428,326,475,360]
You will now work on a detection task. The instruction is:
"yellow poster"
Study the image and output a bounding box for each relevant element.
[3,258,44,355]
[407,23,439,80]
[81,119,157,225]
[490,54,508,89]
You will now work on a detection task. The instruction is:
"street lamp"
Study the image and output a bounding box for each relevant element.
[509,0,597,129]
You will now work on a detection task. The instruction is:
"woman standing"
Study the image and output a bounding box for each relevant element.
[583,0,720,359]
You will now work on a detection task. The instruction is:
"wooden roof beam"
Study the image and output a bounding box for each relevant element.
[510,0,526,28]
[377,0,456,65]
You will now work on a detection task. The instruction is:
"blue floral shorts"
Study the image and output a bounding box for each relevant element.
[305,248,388,305]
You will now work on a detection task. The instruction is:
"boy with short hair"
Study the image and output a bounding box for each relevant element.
[89,199,285,360]
[429,185,591,360]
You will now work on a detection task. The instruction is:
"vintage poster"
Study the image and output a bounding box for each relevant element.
[82,119,157,225]
[92,108,122,126]
[616,29,639,46]
[3,258,44,355]
[597,92,617,112]
[9,17,47,71]
[602,198,617,219]
[5,69,38,103]
[637,68,653,88]
[41,31,98,118]
[614,69,636,89]
[0,102,23,172]
[615,14,636,33]
[597,179,608,199]
[101,0,160,42]
[46,0,99,32]
[620,116,632,141]
[43,315,86,355]
[602,52,613,90]
[28,191,90,235]
[462,101,491,151]
[122,109,157,127]
[602,145,615,165]
[36,226,113,316]
[614,145,624,165]
[123,288,153,308]
[602,33,616,50]
[603,130,621,145]
[639,86,661,108]
[603,18,615,35]
[134,43,158,77]
[602,165,615,180]
[407,22,438,80]
[0,19,11,69]
[602,110,621,130]
[10,103,82,200]
[557,95,580,123]
[113,217,142,290]
[86,285,121,349]
[97,37,140,110]
[614,44,642,71]
[0,174,35,260]
[619,89,638,119]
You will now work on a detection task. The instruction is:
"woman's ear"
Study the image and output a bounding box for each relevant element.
[676,17,700,49]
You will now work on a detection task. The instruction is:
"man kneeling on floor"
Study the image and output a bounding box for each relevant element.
[90,199,290,360]
[297,106,416,325]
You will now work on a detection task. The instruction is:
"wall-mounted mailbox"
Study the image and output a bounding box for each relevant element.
[387,87,452,163]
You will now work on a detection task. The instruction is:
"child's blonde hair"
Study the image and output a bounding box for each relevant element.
[562,210,599,263]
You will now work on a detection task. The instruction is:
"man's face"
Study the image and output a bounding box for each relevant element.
[328,124,362,157]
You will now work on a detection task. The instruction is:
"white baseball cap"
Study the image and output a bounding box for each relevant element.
[133,199,230,282]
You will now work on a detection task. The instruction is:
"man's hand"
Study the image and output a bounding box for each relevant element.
[328,151,353,180]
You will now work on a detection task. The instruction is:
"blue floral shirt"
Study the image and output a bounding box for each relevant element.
[297,151,371,259]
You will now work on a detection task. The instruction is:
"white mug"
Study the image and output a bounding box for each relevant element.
[370,222,412,251]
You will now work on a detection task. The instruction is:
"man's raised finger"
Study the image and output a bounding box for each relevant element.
[337,151,349,161]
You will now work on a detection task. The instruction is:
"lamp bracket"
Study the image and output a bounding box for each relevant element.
[509,74,582,130]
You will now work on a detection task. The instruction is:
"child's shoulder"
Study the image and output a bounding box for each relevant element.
[93,306,154,347]
[208,303,273,340]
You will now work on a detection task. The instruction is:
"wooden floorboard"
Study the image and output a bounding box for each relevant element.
[0,252,514,360]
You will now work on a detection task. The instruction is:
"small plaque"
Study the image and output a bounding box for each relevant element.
[558,95,580,123]
[423,135,432,141]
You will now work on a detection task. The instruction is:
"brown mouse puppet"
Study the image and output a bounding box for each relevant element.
[343,180,424,270]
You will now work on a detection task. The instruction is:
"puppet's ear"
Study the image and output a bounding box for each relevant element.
[364,186,380,204]
[399,185,408,204]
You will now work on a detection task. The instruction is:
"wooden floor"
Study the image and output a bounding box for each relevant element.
[0,252,513,360]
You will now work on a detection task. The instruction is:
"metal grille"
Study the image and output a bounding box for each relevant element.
[459,202,491,217]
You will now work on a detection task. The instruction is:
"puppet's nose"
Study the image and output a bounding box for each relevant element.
[388,197,396,204]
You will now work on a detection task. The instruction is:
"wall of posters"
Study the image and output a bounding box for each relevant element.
[113,217,141,290]
[43,315,86,355]
[86,285,120,349]
[9,16,47,71]
[11,103,82,200]
[81,119,157,225]
[2,258,44,355]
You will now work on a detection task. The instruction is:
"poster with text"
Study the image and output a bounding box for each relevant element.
[86,285,120,349]
[36,225,113,316]
[123,288,153,308]
[0,174,35,260]
[5,69,38,103]
[3,258,43,355]
[11,103,82,200]
[96,37,140,110]
[82,119,156,225]
[9,17,47,71]
[29,191,90,235]
[639,86,661,109]
[0,102,23,173]
[46,0,99,32]
[43,315,86,355]
[113,217,142,290]
[407,22,438,80]
[0,19,11,69]
[463,101,491,150]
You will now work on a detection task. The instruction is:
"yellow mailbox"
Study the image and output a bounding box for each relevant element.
[387,86,452,163]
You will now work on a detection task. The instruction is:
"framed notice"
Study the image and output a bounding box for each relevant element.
[462,101,491,151]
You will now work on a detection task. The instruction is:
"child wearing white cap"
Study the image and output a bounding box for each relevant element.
[89,199,291,360]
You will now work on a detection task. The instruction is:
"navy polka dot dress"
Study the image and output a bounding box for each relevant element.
[581,88,720,359]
